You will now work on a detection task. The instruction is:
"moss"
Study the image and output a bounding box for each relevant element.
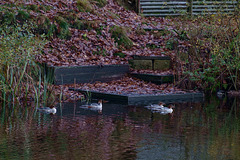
[16,10,30,22]
[54,16,71,39]
[113,52,126,58]
[77,0,93,12]
[26,4,39,12]
[47,24,57,38]
[110,26,133,49]
[2,11,15,25]
[36,15,51,35]
[72,19,84,30]
[72,19,100,30]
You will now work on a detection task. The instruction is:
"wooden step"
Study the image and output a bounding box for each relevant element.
[69,88,204,105]
[129,55,171,71]
[42,64,129,85]
[130,73,174,84]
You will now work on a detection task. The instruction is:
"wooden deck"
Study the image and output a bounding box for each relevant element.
[42,64,129,85]
[139,0,238,16]
[69,88,204,105]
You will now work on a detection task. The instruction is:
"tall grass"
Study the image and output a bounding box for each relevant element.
[0,22,48,107]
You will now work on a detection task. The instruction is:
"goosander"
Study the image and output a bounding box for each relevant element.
[37,107,57,114]
[80,100,103,112]
[217,90,225,98]
[145,102,165,110]
[153,104,174,114]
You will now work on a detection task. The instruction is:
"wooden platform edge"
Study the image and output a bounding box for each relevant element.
[41,63,130,85]
[131,55,171,60]
[130,73,174,84]
[69,88,204,105]
[69,88,129,102]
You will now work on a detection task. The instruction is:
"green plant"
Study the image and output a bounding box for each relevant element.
[54,16,71,39]
[173,29,189,40]
[2,11,15,25]
[110,25,133,49]
[113,52,126,58]
[72,20,101,30]
[16,10,30,22]
[177,14,240,93]
[146,44,159,49]
[77,0,93,12]
[36,15,51,35]
[0,23,48,106]
[94,0,107,7]
[166,39,178,50]
[46,23,57,38]
[26,4,39,12]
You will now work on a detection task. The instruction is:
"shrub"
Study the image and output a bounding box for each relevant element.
[176,15,240,93]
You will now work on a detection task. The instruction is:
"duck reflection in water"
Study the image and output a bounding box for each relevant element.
[145,102,174,115]
[80,100,103,113]
[145,102,165,110]
[37,106,57,115]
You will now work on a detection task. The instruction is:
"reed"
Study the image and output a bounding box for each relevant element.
[0,22,48,107]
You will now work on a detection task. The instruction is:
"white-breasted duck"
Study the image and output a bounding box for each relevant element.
[153,104,174,114]
[80,100,103,112]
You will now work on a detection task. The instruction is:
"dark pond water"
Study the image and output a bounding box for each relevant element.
[1,96,240,160]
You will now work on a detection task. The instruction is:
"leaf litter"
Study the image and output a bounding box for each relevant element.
[68,76,197,96]
[1,0,194,99]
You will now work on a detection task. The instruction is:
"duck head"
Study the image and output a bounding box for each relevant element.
[168,104,175,109]
[158,102,165,106]
[98,100,103,104]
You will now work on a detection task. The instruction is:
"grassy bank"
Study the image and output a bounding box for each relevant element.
[0,0,240,109]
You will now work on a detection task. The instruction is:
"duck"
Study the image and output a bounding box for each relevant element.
[145,102,165,110]
[37,107,57,115]
[153,104,174,114]
[80,100,103,112]
[217,90,225,99]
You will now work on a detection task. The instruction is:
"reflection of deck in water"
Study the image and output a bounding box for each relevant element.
[56,102,129,116]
